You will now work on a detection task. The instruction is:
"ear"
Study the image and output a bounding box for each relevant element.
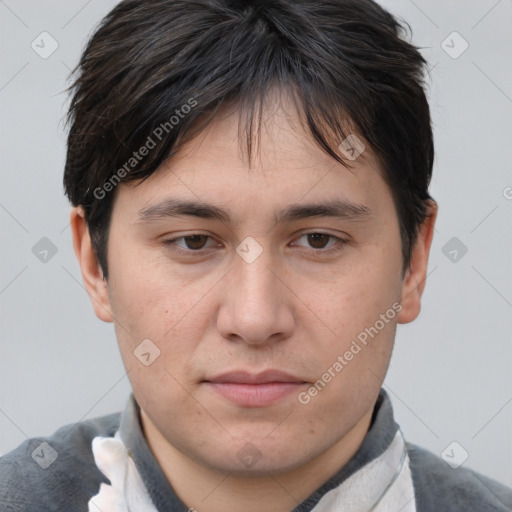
[70,207,113,323]
[397,199,438,324]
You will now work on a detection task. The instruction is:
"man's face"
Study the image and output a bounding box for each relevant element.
[93,94,409,474]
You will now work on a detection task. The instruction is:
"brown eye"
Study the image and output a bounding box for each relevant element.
[162,234,217,255]
[291,232,348,255]
[182,235,208,250]
[306,233,330,249]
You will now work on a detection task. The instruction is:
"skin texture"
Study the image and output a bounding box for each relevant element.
[71,90,437,512]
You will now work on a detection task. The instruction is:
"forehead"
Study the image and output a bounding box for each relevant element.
[112,93,392,223]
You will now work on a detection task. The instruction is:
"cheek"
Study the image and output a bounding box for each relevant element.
[295,250,401,389]
[108,246,208,333]
[107,263,213,389]
[306,262,398,335]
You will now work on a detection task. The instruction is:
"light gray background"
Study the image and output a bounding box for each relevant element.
[1,0,511,488]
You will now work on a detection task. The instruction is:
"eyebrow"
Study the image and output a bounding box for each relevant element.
[136,198,372,224]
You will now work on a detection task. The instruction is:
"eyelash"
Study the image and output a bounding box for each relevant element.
[161,232,349,256]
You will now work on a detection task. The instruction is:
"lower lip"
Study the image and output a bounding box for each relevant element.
[206,382,305,407]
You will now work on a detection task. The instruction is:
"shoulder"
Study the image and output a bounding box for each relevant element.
[0,411,121,512]
[406,442,512,512]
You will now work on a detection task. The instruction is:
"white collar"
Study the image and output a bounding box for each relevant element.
[310,429,416,512]
[88,431,158,512]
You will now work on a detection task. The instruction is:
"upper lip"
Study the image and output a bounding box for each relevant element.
[205,370,306,384]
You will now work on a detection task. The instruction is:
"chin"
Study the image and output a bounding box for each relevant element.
[193,437,314,476]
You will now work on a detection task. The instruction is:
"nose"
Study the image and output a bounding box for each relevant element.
[216,246,295,346]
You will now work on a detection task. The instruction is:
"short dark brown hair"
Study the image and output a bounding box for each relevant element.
[63,0,434,279]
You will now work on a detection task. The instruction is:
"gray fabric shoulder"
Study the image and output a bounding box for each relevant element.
[407,442,512,512]
[0,411,121,512]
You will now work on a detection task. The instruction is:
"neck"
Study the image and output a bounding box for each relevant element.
[140,410,373,512]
